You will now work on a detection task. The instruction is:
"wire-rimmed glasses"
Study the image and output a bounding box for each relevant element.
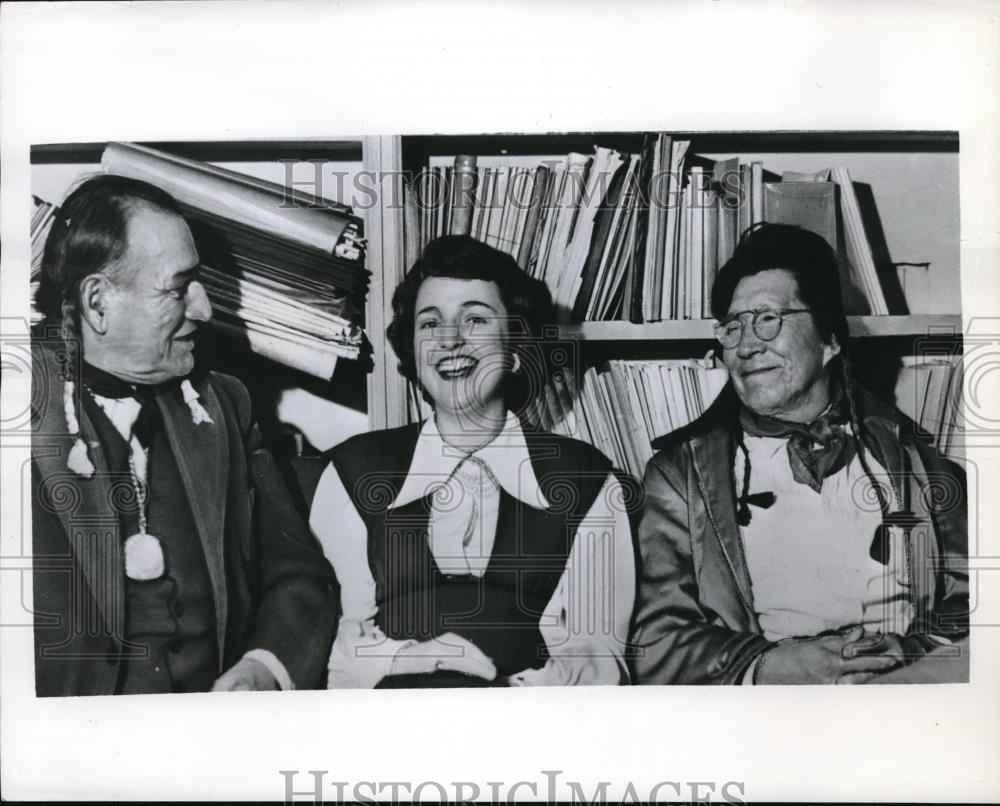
[713,307,812,349]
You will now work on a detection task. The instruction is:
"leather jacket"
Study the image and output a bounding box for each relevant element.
[630,383,969,685]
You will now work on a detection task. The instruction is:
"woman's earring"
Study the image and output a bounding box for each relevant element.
[510,352,521,374]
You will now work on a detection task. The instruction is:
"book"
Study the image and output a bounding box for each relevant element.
[517,165,550,269]
[448,154,478,236]
[571,156,633,321]
[703,181,719,319]
[830,165,889,315]
[763,181,838,251]
[588,156,640,321]
[626,134,658,323]
[554,148,625,317]
[660,139,690,320]
[714,157,740,270]
[750,160,764,225]
[645,134,670,322]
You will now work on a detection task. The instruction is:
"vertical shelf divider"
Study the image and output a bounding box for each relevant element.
[363,135,409,430]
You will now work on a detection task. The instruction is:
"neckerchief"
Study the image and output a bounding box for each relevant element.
[739,385,855,493]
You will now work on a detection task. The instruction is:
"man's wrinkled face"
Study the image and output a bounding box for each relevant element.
[721,269,840,422]
[100,205,212,385]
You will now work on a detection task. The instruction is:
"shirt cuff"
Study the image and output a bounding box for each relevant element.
[243,649,294,691]
[327,619,409,689]
[508,667,551,686]
[741,655,762,685]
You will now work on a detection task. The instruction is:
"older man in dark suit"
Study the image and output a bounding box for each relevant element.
[31,174,337,696]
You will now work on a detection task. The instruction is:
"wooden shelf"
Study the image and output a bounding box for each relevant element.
[31,140,364,164]
[558,315,963,342]
[401,131,958,167]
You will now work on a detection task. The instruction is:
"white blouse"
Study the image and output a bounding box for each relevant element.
[309,413,635,688]
[736,431,912,642]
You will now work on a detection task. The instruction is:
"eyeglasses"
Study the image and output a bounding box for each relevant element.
[713,307,812,348]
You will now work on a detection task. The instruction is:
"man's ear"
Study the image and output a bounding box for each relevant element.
[822,334,842,366]
[78,274,112,335]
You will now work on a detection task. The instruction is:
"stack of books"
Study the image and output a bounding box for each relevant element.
[411,138,893,322]
[99,142,368,379]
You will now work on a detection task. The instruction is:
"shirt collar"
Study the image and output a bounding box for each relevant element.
[90,393,143,443]
[389,412,550,511]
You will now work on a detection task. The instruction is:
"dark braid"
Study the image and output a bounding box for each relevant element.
[841,353,892,520]
[735,427,753,526]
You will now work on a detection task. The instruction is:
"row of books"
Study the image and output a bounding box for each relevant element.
[408,137,890,322]
[557,354,966,473]
[407,351,964,476]
[405,357,727,479]
[527,358,729,480]
[31,143,368,379]
[895,355,965,461]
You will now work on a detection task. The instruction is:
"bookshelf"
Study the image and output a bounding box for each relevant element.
[29,132,965,472]
[382,131,964,470]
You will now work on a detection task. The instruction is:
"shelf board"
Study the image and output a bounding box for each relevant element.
[31,140,364,165]
[401,130,958,162]
[558,315,963,341]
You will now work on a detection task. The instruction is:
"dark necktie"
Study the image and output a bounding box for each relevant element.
[81,362,164,449]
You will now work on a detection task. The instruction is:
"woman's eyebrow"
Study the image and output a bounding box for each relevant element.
[459,300,499,312]
[416,305,441,317]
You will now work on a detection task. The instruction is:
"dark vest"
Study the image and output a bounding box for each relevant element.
[329,421,612,687]
[82,391,217,694]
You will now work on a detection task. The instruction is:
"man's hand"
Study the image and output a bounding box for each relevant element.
[843,632,932,665]
[387,633,497,682]
[754,627,902,685]
[212,656,280,692]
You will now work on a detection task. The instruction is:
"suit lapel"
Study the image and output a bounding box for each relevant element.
[155,381,229,660]
[688,427,758,621]
[33,380,126,637]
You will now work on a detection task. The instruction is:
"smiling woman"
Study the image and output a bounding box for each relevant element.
[309,236,636,688]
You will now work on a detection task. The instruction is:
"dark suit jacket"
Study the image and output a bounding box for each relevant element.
[31,344,338,696]
[630,383,969,684]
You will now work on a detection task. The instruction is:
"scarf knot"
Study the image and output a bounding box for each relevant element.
[739,389,855,493]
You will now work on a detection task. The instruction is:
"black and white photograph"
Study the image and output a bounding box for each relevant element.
[2,1,998,802]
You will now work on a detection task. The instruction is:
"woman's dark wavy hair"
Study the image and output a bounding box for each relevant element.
[387,235,554,409]
[710,222,850,354]
[36,174,183,336]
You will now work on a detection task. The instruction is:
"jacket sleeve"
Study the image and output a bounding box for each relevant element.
[216,373,339,689]
[630,449,771,685]
[910,439,969,642]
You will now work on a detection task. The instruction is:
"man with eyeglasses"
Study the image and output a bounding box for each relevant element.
[630,223,968,685]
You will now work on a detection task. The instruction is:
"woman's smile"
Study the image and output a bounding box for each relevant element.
[435,355,479,379]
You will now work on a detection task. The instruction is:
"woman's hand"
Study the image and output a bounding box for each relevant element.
[387,633,497,681]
